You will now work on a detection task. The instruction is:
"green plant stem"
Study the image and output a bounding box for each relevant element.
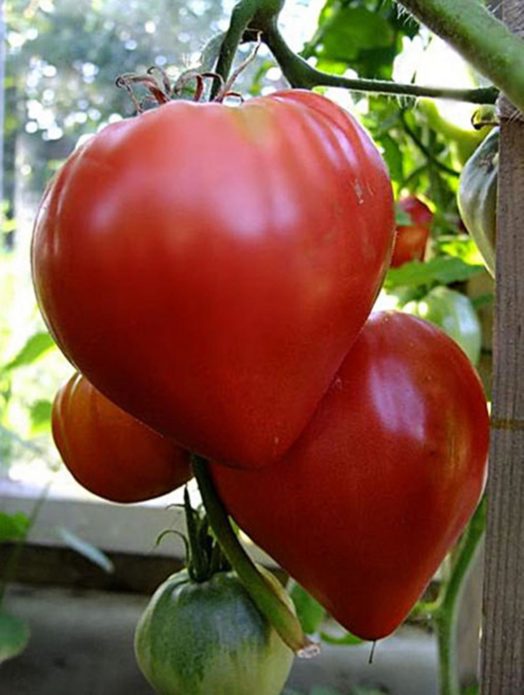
[192,454,312,654]
[397,0,524,114]
[0,487,49,606]
[399,111,460,177]
[260,22,498,105]
[211,0,260,98]
[435,497,486,695]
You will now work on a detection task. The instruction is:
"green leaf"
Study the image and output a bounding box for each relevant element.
[310,687,344,695]
[0,512,30,543]
[382,138,404,186]
[438,236,485,266]
[460,686,479,695]
[57,528,114,573]
[29,399,53,434]
[0,611,30,663]
[384,257,485,290]
[471,292,494,309]
[320,629,364,646]
[3,332,56,372]
[320,8,394,63]
[350,688,389,695]
[289,581,326,634]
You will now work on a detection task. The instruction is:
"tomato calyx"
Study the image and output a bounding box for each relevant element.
[115,33,262,113]
[181,487,232,584]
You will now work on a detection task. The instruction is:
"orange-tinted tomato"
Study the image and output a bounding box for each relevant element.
[52,373,192,503]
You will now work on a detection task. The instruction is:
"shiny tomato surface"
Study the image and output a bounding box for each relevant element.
[32,90,394,469]
[211,311,489,639]
[391,196,433,267]
[53,373,192,503]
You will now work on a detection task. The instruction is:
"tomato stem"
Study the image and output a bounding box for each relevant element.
[0,486,48,607]
[434,497,486,695]
[211,0,501,105]
[211,0,260,99]
[257,21,498,105]
[396,0,524,115]
[192,454,315,655]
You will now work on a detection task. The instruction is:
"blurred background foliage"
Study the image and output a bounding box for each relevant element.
[1,0,493,483]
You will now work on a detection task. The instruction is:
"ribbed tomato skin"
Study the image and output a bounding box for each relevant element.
[211,311,489,639]
[33,90,394,469]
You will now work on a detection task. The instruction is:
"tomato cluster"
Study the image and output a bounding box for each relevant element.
[33,90,489,641]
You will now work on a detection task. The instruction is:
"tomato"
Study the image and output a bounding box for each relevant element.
[135,566,294,695]
[390,196,433,268]
[402,286,482,365]
[52,373,192,503]
[458,127,498,277]
[32,89,394,470]
[211,311,489,640]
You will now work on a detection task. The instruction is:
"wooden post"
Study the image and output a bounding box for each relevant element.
[481,1,524,692]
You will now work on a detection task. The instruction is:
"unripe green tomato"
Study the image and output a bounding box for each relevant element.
[402,286,482,365]
[458,128,498,278]
[135,568,294,695]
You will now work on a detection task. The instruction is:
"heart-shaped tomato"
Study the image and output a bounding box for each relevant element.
[211,311,489,639]
[32,90,394,469]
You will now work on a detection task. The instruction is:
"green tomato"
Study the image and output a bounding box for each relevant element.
[135,568,294,695]
[402,286,482,365]
[458,128,498,278]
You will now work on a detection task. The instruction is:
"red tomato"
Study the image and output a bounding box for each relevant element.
[32,90,394,470]
[390,196,433,268]
[211,311,489,640]
[52,373,192,503]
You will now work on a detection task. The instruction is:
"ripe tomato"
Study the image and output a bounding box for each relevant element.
[52,373,192,503]
[211,311,489,640]
[391,196,433,268]
[32,90,394,470]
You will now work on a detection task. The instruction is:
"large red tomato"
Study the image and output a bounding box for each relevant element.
[53,373,192,503]
[391,196,433,268]
[211,311,489,640]
[32,90,394,470]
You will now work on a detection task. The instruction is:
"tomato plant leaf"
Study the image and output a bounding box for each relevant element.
[384,257,485,290]
[381,137,404,187]
[320,8,393,63]
[320,629,364,646]
[0,511,30,543]
[309,687,345,695]
[56,527,114,573]
[3,332,56,372]
[437,236,485,266]
[289,580,326,634]
[0,611,30,663]
[29,399,53,434]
